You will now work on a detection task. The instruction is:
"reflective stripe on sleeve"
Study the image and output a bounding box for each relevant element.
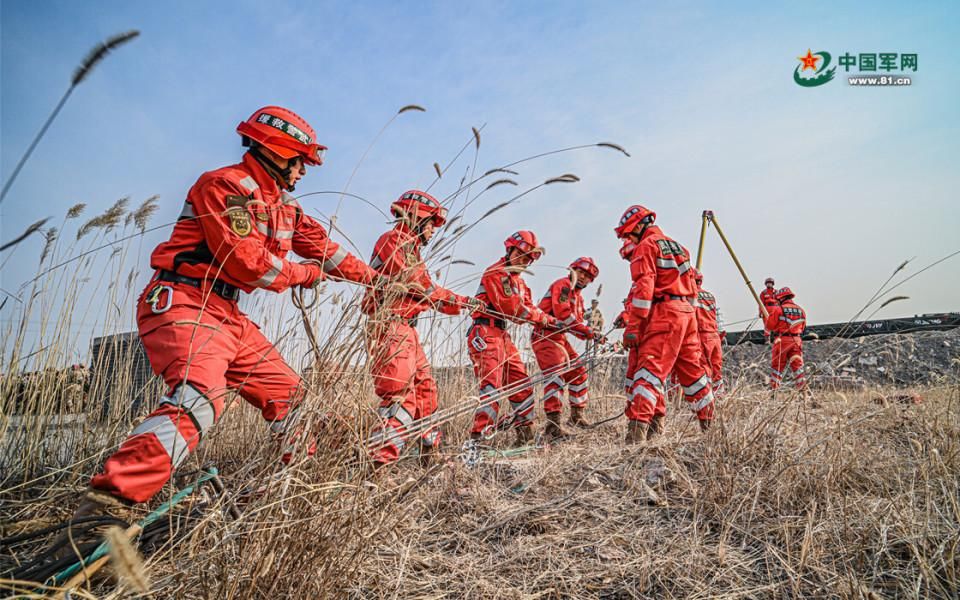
[248,255,284,287]
[322,247,348,272]
[254,223,294,240]
[178,202,195,220]
[631,297,652,309]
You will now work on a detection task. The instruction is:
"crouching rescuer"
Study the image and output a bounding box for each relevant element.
[469,231,560,445]
[615,205,715,442]
[363,190,475,467]
[73,106,378,523]
[531,256,604,439]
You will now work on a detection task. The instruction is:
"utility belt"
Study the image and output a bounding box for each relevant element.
[772,333,800,338]
[156,270,241,302]
[654,294,691,303]
[473,316,507,330]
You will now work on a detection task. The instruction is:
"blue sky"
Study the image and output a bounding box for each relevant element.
[2,1,959,357]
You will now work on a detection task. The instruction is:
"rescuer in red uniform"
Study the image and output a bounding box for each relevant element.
[759,277,778,339]
[363,190,475,466]
[530,257,602,438]
[613,239,637,393]
[616,205,714,443]
[77,107,378,517]
[765,287,807,391]
[692,268,724,399]
[469,231,560,445]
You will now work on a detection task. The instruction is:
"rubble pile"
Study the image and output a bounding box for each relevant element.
[722,328,960,388]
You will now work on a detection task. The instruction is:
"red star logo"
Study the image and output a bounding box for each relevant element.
[798,49,820,71]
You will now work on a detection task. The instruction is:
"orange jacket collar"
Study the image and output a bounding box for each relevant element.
[241,152,282,198]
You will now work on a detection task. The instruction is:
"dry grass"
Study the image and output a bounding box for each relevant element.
[2,196,959,599]
[351,385,960,599]
[3,375,958,598]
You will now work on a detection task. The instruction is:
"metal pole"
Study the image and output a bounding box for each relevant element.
[707,212,768,319]
[695,210,709,270]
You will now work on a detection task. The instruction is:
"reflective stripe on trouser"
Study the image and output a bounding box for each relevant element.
[699,331,724,399]
[366,320,439,464]
[469,324,534,433]
[531,331,589,414]
[91,283,304,503]
[770,337,805,390]
[625,303,714,423]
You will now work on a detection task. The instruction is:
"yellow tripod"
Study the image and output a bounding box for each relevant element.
[695,210,768,320]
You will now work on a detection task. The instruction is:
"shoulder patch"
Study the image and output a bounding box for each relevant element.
[225,194,249,208]
[501,275,513,297]
[559,286,570,303]
[227,208,252,237]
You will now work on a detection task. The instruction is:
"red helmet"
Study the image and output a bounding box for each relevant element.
[614,205,656,239]
[237,106,327,166]
[619,238,636,260]
[693,268,703,284]
[764,277,775,286]
[391,190,447,226]
[504,230,543,260]
[775,287,795,301]
[569,256,599,280]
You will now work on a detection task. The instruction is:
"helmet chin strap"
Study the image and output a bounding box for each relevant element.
[249,147,296,191]
[412,217,430,244]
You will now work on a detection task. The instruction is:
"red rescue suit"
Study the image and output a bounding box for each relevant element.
[469,258,552,434]
[694,288,724,398]
[91,153,375,503]
[759,287,778,334]
[531,277,593,414]
[362,223,468,463]
[765,300,807,390]
[623,226,714,425]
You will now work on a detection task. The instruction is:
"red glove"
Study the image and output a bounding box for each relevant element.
[298,262,324,289]
[571,323,593,340]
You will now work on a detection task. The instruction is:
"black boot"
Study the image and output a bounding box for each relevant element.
[514,425,534,447]
[647,414,665,440]
[49,488,135,561]
[544,412,572,441]
[569,406,590,428]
